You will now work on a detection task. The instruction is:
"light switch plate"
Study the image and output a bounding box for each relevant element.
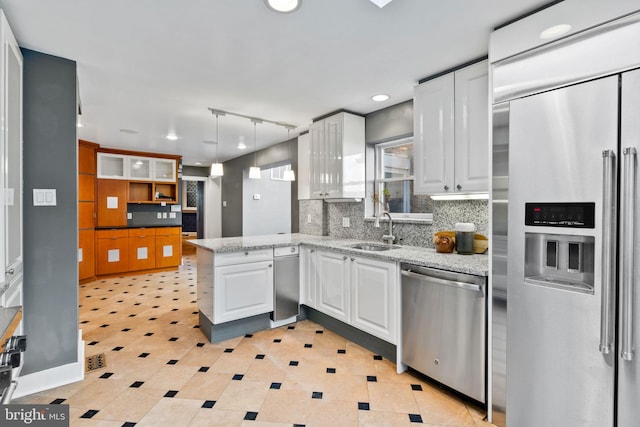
[253,194,260,200]
[307,214,312,223]
[33,189,56,206]
[169,212,176,219]
[127,213,132,220]
[342,217,350,228]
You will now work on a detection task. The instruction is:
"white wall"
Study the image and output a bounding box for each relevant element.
[242,168,291,236]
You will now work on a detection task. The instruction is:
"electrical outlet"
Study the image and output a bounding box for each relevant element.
[169,212,176,219]
[127,213,132,220]
[162,212,168,219]
[223,201,227,207]
[342,217,350,228]
[307,214,312,223]
[157,212,162,219]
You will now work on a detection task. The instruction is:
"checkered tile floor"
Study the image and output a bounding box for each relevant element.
[15,255,493,426]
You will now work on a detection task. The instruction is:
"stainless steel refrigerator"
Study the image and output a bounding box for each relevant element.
[491,11,640,427]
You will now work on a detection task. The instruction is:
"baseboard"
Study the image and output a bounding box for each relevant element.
[13,329,85,399]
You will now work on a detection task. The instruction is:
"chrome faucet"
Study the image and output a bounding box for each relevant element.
[375,211,395,244]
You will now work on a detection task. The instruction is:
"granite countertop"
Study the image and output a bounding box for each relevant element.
[189,233,488,276]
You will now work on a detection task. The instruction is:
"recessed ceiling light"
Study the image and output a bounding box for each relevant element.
[194,162,202,166]
[264,0,301,13]
[372,94,390,102]
[119,128,138,134]
[166,134,178,141]
[540,24,572,40]
[202,140,217,144]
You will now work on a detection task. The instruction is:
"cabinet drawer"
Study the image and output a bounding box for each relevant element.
[128,227,156,237]
[97,228,129,239]
[214,248,273,266]
[129,235,156,271]
[155,226,181,236]
[274,245,299,257]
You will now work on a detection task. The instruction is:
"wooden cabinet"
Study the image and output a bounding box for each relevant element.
[306,112,365,199]
[96,229,129,275]
[78,139,99,282]
[350,256,398,343]
[78,229,95,280]
[128,228,156,271]
[311,248,399,344]
[155,227,181,268]
[300,246,317,308]
[211,249,274,324]
[97,179,128,227]
[414,60,488,195]
[316,250,350,323]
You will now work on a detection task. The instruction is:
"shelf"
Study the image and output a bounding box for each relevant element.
[129,182,153,203]
[153,183,177,203]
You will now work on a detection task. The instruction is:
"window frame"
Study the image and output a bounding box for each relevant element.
[374,137,431,221]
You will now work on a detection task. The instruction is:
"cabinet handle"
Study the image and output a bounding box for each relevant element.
[291,247,296,253]
[457,184,462,190]
[351,257,355,261]
[444,185,449,191]
[245,251,249,256]
[310,249,315,253]
[111,238,117,241]
[343,256,348,260]
[5,268,14,275]
[268,264,273,268]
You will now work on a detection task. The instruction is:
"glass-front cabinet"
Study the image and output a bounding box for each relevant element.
[127,157,152,180]
[153,159,176,182]
[97,153,126,179]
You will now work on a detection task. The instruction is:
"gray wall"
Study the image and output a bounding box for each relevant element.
[221,139,298,237]
[182,165,209,177]
[242,167,291,236]
[22,49,78,375]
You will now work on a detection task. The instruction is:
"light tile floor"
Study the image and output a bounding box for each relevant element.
[16,255,494,427]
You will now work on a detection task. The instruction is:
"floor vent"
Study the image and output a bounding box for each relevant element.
[85,353,107,372]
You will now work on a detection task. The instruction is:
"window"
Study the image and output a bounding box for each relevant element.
[183,180,198,212]
[374,137,432,219]
[270,164,292,181]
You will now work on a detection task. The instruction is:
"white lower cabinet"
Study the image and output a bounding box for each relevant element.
[316,250,350,323]
[213,260,274,324]
[300,246,318,308]
[350,256,397,344]
[311,248,398,344]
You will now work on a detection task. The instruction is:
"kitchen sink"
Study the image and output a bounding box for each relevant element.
[349,243,401,252]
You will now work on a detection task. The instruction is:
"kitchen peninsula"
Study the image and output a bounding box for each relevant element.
[190,233,488,355]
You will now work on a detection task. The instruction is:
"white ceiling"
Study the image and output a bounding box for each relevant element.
[1,0,548,166]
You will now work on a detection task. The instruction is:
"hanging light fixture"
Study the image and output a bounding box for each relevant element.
[283,128,296,181]
[249,119,262,179]
[210,112,224,177]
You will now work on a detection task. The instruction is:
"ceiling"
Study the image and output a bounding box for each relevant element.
[1,0,549,166]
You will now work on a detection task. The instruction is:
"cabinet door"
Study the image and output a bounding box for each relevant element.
[78,201,95,229]
[127,156,152,181]
[155,228,181,268]
[3,20,23,290]
[324,114,344,198]
[78,229,95,280]
[316,250,350,323]
[97,153,126,179]
[300,246,317,308]
[79,144,96,174]
[214,260,274,324]
[96,236,129,275]
[153,158,177,182]
[351,257,398,343]
[96,179,128,227]
[454,60,489,192]
[309,121,325,198]
[414,74,455,194]
[129,234,156,271]
[78,173,95,201]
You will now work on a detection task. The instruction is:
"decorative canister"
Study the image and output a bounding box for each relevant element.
[455,223,476,254]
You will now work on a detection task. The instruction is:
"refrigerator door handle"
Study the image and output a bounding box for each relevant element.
[600,150,617,355]
[621,147,636,361]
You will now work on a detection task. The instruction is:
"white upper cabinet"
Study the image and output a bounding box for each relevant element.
[414,60,489,195]
[98,153,177,183]
[97,153,126,179]
[305,112,365,200]
[153,158,176,182]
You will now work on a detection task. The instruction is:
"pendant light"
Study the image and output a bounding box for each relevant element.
[249,119,261,179]
[210,113,224,177]
[283,128,296,181]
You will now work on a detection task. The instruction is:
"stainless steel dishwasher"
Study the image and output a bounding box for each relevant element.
[272,245,300,323]
[401,263,486,403]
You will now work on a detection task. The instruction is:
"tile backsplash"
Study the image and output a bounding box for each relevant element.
[299,199,488,249]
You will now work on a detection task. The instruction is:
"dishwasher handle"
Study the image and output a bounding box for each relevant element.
[401,269,484,295]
